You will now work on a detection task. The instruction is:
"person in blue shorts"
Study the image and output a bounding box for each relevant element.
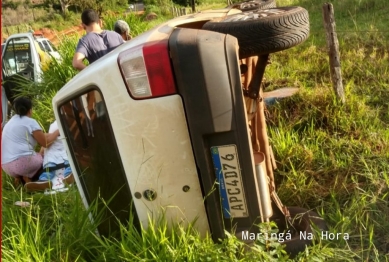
[24,120,74,192]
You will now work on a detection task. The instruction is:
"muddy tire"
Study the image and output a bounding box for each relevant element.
[202,6,309,58]
[275,206,328,258]
[227,0,276,12]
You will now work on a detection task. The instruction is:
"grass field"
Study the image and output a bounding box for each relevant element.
[2,0,389,261]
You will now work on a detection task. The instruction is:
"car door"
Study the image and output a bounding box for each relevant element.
[2,34,42,103]
[1,86,8,128]
[1,45,8,128]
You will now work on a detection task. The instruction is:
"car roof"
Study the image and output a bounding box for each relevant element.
[35,37,52,43]
[5,33,51,43]
[5,33,35,39]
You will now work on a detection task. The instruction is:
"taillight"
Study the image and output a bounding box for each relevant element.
[118,40,176,99]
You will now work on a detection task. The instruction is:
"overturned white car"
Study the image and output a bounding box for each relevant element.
[52,2,326,257]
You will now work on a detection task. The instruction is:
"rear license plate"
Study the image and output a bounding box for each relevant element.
[211,145,248,218]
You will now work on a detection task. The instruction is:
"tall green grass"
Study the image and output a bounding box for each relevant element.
[1,184,101,261]
[2,0,389,260]
[263,0,389,260]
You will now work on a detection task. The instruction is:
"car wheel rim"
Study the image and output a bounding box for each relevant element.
[223,8,287,22]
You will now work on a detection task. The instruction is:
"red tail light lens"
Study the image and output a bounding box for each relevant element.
[118,40,176,99]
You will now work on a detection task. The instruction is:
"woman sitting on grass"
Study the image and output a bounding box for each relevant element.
[1,97,59,182]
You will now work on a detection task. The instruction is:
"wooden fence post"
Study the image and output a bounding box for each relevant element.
[191,0,195,12]
[322,3,345,103]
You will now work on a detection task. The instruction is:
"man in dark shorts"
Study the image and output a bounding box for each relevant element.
[72,9,124,71]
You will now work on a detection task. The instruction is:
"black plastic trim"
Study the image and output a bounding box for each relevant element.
[169,28,263,241]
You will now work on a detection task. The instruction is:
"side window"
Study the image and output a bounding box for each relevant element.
[48,40,58,52]
[42,40,51,52]
[3,38,32,75]
[59,88,138,237]
[38,42,45,52]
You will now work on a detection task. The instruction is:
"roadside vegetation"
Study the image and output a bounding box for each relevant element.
[2,0,389,261]
[1,0,222,35]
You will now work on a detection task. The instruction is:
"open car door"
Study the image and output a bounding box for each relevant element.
[2,34,41,104]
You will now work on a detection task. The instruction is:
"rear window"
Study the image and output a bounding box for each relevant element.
[58,87,138,237]
[38,42,45,52]
[37,39,58,52]
[48,40,58,51]
[3,38,32,75]
[42,40,51,52]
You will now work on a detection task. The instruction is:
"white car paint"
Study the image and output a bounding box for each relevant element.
[53,9,243,236]
[35,37,62,61]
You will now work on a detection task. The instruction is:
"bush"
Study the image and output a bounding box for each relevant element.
[52,13,64,22]
[103,12,165,37]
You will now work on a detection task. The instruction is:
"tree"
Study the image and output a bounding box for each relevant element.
[58,0,77,15]
[52,0,128,16]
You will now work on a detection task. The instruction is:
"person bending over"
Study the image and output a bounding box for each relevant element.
[1,97,59,182]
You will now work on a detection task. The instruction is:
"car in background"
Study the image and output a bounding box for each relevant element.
[1,32,61,106]
[34,33,62,61]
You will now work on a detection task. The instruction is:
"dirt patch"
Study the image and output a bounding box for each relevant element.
[2,10,146,45]
[2,25,84,45]
[34,26,84,45]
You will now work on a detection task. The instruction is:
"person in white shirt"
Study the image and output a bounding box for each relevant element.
[2,97,59,182]
[24,120,74,191]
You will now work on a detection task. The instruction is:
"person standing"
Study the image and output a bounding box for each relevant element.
[71,9,124,151]
[72,9,124,71]
[114,20,132,41]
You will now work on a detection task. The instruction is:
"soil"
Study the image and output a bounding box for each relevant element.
[1,25,85,45]
[33,26,85,45]
[2,11,146,45]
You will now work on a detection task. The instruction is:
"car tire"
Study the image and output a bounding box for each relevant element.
[202,6,309,58]
[275,206,328,257]
[227,0,276,12]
